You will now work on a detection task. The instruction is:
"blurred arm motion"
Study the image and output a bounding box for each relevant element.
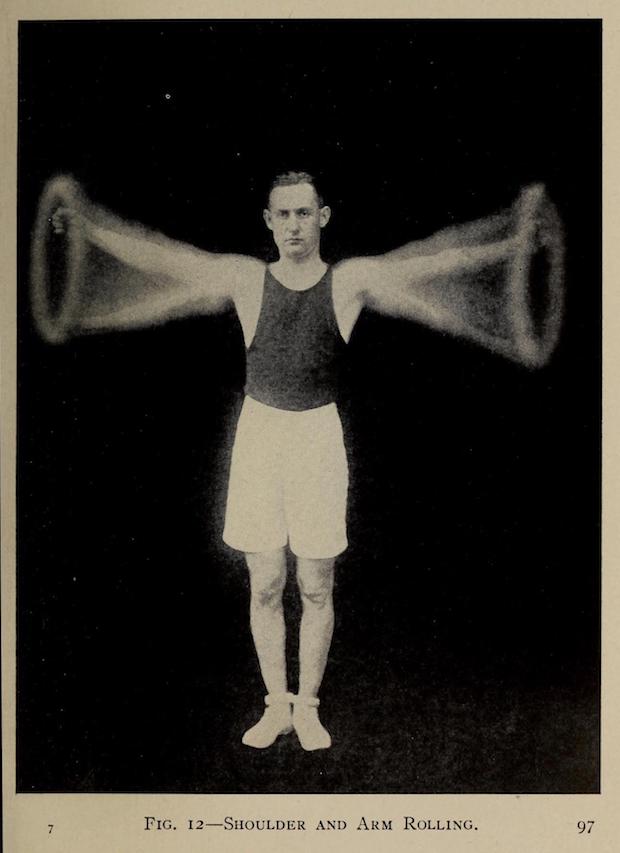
[77,211,252,320]
[32,176,263,342]
[333,184,564,367]
[32,177,564,364]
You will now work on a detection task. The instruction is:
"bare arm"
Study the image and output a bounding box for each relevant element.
[332,184,562,367]
[52,203,262,330]
[331,232,518,347]
[335,238,516,318]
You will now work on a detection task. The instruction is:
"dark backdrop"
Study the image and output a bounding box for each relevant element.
[17,19,601,793]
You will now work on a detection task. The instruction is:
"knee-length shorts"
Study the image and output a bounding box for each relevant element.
[223,396,349,559]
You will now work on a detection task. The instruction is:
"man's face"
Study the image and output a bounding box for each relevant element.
[263,183,331,260]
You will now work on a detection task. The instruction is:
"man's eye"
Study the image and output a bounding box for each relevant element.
[298,210,311,218]
[276,211,289,219]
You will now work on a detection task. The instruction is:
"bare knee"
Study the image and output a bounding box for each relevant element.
[296,557,334,608]
[254,574,286,608]
[246,548,286,608]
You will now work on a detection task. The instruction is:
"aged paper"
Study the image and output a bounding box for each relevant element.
[2,2,616,852]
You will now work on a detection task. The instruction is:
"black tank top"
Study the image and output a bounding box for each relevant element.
[244,266,347,411]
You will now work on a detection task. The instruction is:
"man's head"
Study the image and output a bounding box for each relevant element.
[264,171,331,261]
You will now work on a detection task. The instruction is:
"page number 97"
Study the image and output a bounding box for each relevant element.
[577,821,595,834]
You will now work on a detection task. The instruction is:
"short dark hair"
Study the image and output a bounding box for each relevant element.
[267,171,325,208]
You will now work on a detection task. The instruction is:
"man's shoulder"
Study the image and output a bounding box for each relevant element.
[218,254,265,293]
[219,253,265,277]
[332,256,381,296]
[227,256,266,306]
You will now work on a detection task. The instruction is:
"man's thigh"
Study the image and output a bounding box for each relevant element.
[223,398,288,553]
[284,404,349,559]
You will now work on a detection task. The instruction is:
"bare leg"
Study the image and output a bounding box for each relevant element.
[297,557,335,696]
[242,547,292,748]
[294,557,335,750]
[247,548,287,694]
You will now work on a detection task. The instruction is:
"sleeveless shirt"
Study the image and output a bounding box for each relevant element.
[244,266,347,411]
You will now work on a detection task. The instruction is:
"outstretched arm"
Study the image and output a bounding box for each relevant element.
[332,185,563,367]
[333,236,517,332]
[50,202,262,331]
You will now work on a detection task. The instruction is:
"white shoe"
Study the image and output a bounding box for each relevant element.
[292,695,332,751]
[242,693,294,749]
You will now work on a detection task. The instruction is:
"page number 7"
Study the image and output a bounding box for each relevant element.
[577,821,595,834]
[48,825,54,834]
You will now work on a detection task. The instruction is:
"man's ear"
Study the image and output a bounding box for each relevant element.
[263,208,273,230]
[319,206,332,228]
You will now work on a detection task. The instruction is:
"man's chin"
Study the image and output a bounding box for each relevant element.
[282,243,306,258]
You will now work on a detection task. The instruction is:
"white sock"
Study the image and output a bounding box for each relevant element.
[242,697,293,749]
[293,702,331,751]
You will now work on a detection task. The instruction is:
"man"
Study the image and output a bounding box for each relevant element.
[52,171,516,750]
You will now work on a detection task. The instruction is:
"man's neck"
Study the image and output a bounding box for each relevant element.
[270,254,327,291]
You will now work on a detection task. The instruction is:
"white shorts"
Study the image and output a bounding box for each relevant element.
[223,396,349,559]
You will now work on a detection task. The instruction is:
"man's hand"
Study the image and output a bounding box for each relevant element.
[50,205,84,236]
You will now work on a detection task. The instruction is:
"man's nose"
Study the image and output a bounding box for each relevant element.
[287,217,301,233]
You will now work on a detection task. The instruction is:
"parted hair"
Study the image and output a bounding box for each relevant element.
[268,171,325,208]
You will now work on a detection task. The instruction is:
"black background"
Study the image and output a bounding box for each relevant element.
[17,19,600,793]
